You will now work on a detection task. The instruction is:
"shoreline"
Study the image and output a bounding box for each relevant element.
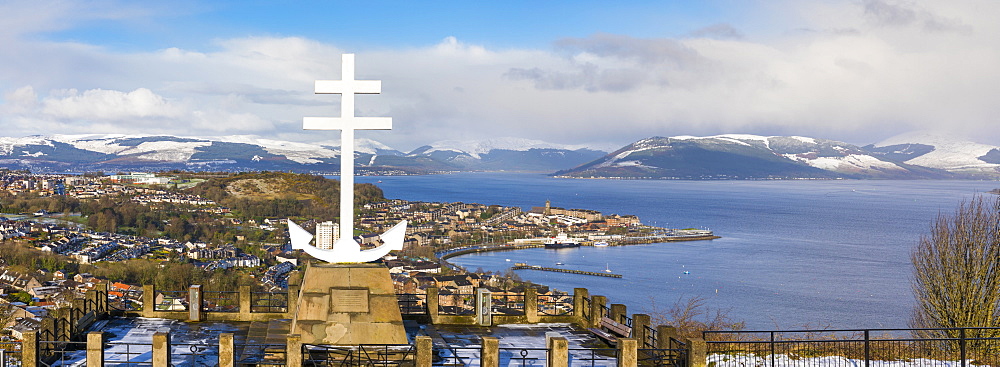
[437,234,720,261]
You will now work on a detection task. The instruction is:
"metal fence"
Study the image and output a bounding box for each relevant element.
[109,288,144,312]
[581,297,592,322]
[38,340,87,367]
[438,293,475,316]
[498,347,547,367]
[104,341,154,367]
[203,291,240,313]
[236,343,286,367]
[0,342,22,367]
[302,344,415,367]
[491,294,525,316]
[638,348,687,367]
[250,292,288,313]
[170,342,218,367]
[153,291,189,311]
[538,294,574,316]
[704,328,1000,366]
[568,347,616,367]
[396,294,428,315]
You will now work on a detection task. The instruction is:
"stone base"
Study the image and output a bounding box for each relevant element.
[290,262,407,345]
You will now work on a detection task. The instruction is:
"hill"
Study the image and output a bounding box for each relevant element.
[187,172,384,220]
[555,135,958,179]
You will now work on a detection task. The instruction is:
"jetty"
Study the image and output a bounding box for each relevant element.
[511,263,622,278]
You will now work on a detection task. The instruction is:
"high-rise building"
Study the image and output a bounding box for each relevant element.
[316,221,339,249]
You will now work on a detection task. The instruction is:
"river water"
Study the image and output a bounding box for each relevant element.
[355,173,997,329]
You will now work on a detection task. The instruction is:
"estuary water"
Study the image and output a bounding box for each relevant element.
[355,173,998,329]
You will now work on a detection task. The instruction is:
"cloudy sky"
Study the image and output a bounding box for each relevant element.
[0,0,997,151]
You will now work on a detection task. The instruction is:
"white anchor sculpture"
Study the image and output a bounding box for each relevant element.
[291,54,407,263]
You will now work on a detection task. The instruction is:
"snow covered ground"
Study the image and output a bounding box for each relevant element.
[707,353,978,367]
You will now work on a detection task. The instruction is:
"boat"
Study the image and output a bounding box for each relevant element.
[593,241,609,247]
[543,233,582,249]
[604,263,612,273]
[555,262,564,266]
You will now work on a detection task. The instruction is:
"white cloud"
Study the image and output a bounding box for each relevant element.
[0,0,998,150]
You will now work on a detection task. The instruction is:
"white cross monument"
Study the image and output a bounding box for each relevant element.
[289,54,407,263]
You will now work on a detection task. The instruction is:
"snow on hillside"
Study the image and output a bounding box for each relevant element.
[422,137,595,159]
[0,136,54,155]
[213,135,340,164]
[784,153,905,172]
[875,132,999,171]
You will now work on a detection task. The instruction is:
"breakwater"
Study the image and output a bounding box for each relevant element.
[511,263,623,278]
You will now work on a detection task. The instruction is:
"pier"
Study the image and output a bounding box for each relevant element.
[511,263,623,278]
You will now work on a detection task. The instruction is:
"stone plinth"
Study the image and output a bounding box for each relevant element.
[290,262,406,344]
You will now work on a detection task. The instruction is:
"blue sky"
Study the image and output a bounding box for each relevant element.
[1,0,998,151]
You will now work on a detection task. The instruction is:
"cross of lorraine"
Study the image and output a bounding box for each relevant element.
[288,54,407,264]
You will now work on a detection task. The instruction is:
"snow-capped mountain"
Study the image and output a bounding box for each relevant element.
[0,134,606,174]
[406,137,607,171]
[865,132,1000,177]
[555,134,956,179]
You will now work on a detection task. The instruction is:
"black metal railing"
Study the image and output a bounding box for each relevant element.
[643,326,658,349]
[104,342,154,366]
[619,314,634,329]
[171,342,217,367]
[396,294,428,315]
[38,340,87,367]
[638,348,687,367]
[436,346,481,367]
[0,342,22,367]
[302,344,415,367]
[154,290,189,311]
[598,304,610,320]
[704,328,1000,366]
[491,293,525,316]
[251,291,289,313]
[237,343,287,367]
[109,288,144,311]
[582,297,592,322]
[438,293,475,316]
[538,294,573,316]
[203,291,240,313]
[498,347,547,367]
[568,347,616,367]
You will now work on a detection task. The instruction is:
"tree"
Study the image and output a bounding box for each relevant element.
[911,195,1000,357]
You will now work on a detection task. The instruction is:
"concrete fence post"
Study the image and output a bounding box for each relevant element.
[152,332,170,367]
[591,296,607,328]
[22,331,38,367]
[572,288,589,326]
[219,333,235,367]
[632,314,650,347]
[96,282,109,314]
[686,338,706,367]
[286,334,302,367]
[548,337,568,367]
[427,287,440,324]
[525,287,539,323]
[86,331,104,367]
[656,326,679,349]
[286,283,300,319]
[481,336,499,367]
[415,335,433,367]
[617,338,637,367]
[239,286,252,320]
[609,304,627,325]
[188,285,203,322]
[142,285,155,318]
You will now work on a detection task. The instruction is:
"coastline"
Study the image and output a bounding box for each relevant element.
[437,234,720,261]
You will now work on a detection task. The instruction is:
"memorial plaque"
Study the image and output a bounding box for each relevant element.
[330,288,369,313]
